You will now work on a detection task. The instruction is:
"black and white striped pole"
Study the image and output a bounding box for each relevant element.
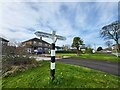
[34,30,66,80]
[50,31,57,80]
[51,43,55,80]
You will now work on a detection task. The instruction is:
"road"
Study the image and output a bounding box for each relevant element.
[57,58,120,76]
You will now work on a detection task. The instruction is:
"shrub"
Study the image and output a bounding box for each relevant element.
[56,50,77,53]
[2,64,12,74]
[2,46,16,55]
[13,56,30,65]
[2,55,38,65]
[85,48,93,54]
[112,50,120,53]
[2,55,39,76]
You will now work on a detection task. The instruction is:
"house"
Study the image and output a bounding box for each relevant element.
[70,44,86,51]
[0,37,9,46]
[21,37,51,54]
[80,44,86,51]
[100,48,112,54]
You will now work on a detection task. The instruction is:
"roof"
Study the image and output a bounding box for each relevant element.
[0,37,9,42]
[22,38,50,44]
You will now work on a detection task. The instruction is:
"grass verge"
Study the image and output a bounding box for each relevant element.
[56,53,120,62]
[2,61,120,88]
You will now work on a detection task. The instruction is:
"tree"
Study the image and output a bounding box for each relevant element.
[100,21,120,51]
[97,47,103,51]
[8,39,21,47]
[105,41,113,48]
[62,45,69,51]
[72,37,83,55]
[87,44,91,49]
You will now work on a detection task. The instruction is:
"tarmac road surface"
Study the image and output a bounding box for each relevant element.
[57,58,120,76]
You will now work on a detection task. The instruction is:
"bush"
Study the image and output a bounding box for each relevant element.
[85,48,93,54]
[2,55,39,76]
[2,64,12,74]
[14,56,30,65]
[2,55,38,65]
[112,50,120,53]
[2,46,16,55]
[56,50,77,53]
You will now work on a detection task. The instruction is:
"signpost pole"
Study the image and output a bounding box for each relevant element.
[50,31,57,80]
[34,30,66,81]
[51,43,55,80]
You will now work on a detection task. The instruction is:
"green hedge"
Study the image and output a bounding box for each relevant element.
[112,50,120,53]
[85,48,93,54]
[2,56,37,65]
[56,49,94,54]
[56,50,77,53]
[2,55,38,74]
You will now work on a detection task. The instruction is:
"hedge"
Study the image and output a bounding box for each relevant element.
[2,55,39,75]
[56,50,77,53]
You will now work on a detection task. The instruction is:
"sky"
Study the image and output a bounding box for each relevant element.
[0,0,118,49]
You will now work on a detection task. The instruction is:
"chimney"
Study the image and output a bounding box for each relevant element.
[40,37,42,40]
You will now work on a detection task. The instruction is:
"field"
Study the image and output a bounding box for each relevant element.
[2,61,120,88]
[56,53,120,62]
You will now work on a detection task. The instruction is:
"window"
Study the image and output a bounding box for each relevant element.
[27,48,31,53]
[33,41,36,44]
[44,48,48,50]
[45,44,47,46]
[39,42,42,45]
[38,47,42,50]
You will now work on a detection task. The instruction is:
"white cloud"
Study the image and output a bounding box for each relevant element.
[0,0,119,2]
[0,2,118,48]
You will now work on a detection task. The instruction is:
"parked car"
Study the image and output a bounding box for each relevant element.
[33,49,45,54]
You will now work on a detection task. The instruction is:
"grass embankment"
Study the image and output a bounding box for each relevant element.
[2,61,120,88]
[56,53,120,62]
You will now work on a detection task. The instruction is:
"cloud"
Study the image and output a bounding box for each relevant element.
[0,0,120,2]
[0,2,118,49]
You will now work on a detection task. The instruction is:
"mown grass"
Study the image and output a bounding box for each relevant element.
[2,61,120,88]
[56,53,120,62]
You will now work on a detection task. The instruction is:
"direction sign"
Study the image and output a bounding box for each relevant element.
[34,31,66,41]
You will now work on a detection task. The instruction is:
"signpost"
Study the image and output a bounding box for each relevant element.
[34,31,66,80]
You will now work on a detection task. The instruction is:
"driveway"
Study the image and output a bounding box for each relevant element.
[57,58,120,76]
